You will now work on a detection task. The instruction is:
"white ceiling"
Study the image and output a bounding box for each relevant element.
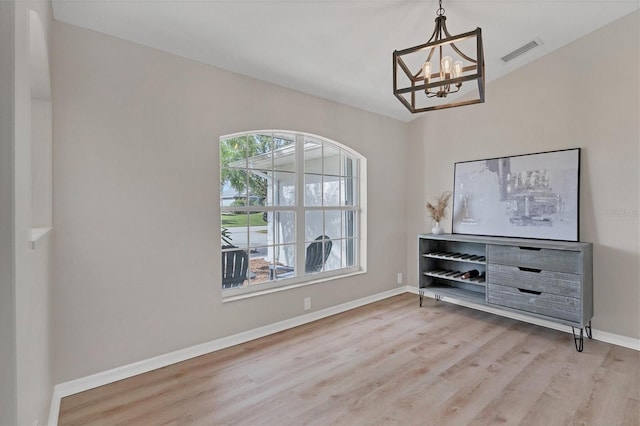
[51,0,639,122]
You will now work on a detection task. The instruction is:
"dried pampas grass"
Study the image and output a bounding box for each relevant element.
[426,191,452,223]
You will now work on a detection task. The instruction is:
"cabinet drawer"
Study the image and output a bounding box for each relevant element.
[487,283,580,322]
[487,245,580,274]
[488,264,581,298]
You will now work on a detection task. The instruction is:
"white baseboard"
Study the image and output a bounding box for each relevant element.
[409,286,640,351]
[48,285,639,425]
[591,329,640,351]
[48,286,407,425]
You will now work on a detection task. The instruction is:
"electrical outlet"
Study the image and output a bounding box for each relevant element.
[304,297,311,310]
[397,273,403,284]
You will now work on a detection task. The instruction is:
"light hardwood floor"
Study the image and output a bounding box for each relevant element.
[59,294,640,425]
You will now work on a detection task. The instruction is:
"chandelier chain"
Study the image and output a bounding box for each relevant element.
[436,0,445,16]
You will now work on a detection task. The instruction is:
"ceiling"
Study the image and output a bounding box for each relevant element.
[51,0,639,122]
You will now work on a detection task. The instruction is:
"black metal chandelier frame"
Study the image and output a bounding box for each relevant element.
[393,0,485,113]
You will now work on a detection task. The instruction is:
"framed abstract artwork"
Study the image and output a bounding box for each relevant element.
[452,148,580,241]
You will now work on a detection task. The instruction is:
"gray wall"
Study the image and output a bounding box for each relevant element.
[1,1,55,425]
[0,1,17,424]
[52,21,409,383]
[17,1,55,424]
[406,11,640,339]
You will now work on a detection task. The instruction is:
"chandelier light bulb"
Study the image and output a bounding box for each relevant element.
[440,56,452,78]
[423,62,431,84]
[452,60,463,78]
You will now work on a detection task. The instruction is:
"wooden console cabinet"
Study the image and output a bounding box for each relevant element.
[418,233,593,351]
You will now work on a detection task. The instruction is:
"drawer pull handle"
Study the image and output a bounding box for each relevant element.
[518,267,542,273]
[519,246,541,251]
[518,288,542,295]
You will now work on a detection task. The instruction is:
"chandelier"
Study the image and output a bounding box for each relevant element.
[393,0,485,113]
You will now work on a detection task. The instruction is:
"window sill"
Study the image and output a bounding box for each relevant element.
[222,269,366,303]
[30,227,52,249]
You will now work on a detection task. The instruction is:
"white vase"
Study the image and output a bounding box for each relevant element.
[432,222,444,235]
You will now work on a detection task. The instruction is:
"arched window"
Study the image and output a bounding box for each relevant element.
[220,131,365,295]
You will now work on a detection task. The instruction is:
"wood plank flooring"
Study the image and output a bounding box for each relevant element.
[58,294,640,425]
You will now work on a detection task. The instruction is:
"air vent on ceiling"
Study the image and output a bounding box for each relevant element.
[501,39,542,63]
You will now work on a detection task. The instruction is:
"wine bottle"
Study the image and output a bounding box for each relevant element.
[461,269,479,279]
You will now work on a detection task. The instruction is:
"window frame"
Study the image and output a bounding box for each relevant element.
[220,130,365,298]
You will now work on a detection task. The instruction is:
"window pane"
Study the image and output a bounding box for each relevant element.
[344,238,356,267]
[323,145,341,176]
[273,171,296,206]
[247,135,273,171]
[248,172,268,208]
[220,168,248,208]
[343,210,357,239]
[305,174,322,206]
[248,214,268,247]
[324,210,341,240]
[248,247,273,285]
[305,237,331,276]
[220,136,248,166]
[324,238,342,272]
[221,214,248,248]
[343,156,357,178]
[273,244,296,280]
[241,135,271,207]
[305,210,323,242]
[221,247,249,289]
[264,171,274,206]
[274,211,295,244]
[304,138,322,174]
[323,175,340,206]
[273,134,295,172]
[342,178,357,206]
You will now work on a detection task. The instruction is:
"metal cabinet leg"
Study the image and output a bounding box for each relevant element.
[585,321,592,339]
[572,327,584,352]
[419,289,424,307]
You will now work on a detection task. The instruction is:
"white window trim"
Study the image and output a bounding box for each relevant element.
[222,267,364,301]
[220,130,367,297]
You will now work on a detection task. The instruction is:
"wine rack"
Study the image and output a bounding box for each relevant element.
[423,269,486,284]
[422,251,486,264]
[419,239,487,304]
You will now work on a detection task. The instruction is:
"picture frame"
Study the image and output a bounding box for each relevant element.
[452,148,580,241]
